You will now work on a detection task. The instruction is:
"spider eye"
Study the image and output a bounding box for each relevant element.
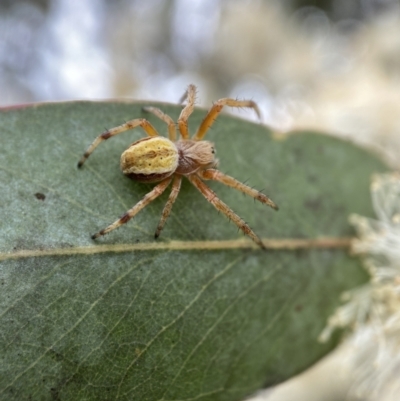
[211,148,215,154]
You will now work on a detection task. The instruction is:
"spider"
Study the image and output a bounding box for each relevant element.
[77,84,278,248]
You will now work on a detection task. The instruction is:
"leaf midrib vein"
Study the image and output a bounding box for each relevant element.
[0,237,352,261]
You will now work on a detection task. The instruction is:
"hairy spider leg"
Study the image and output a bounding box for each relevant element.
[188,175,265,249]
[91,177,172,239]
[77,118,159,168]
[155,175,182,238]
[177,84,197,139]
[142,106,177,141]
[193,98,261,141]
[198,169,279,210]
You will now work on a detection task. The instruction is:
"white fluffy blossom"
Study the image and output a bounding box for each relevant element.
[320,173,400,401]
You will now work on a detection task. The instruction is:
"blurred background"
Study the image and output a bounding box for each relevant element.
[1,0,400,167]
[1,1,400,400]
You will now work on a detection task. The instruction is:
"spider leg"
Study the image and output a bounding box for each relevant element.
[198,169,278,210]
[91,177,172,239]
[177,84,197,139]
[78,118,159,168]
[193,98,261,141]
[155,175,182,238]
[178,84,194,104]
[142,106,177,141]
[188,175,265,249]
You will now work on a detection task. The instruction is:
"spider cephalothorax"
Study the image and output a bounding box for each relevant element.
[78,84,278,247]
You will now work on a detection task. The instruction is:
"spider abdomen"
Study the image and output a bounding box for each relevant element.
[121,136,178,183]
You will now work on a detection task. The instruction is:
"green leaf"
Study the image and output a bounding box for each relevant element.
[0,101,387,401]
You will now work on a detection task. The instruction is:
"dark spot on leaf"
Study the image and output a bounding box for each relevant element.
[34,192,46,201]
[304,197,322,211]
[50,387,60,401]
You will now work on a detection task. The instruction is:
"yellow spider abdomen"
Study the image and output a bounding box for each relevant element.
[120,136,179,183]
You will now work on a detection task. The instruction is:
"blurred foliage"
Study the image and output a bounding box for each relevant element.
[1,1,399,156]
[0,0,50,11]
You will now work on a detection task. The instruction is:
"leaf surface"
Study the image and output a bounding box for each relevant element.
[0,102,386,400]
